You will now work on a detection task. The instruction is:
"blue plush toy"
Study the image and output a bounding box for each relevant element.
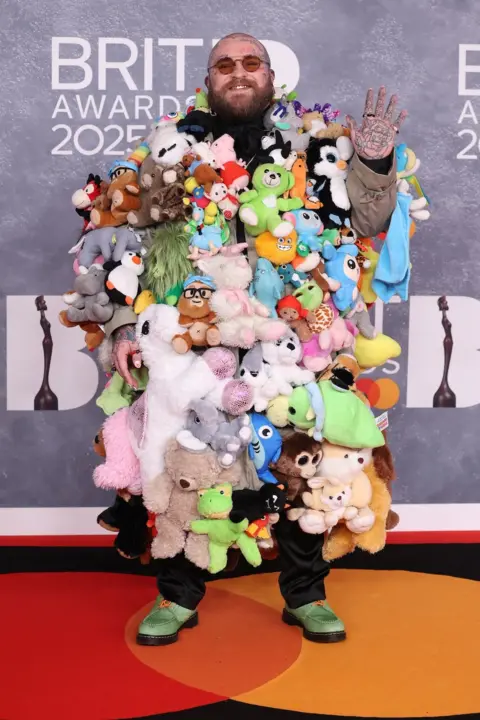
[282,208,324,252]
[250,258,285,317]
[322,241,360,312]
[248,412,283,484]
[276,263,308,288]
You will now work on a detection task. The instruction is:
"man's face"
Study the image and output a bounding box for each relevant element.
[206,38,275,121]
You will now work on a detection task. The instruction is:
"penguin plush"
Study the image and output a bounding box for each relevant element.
[306,136,355,239]
[104,250,144,306]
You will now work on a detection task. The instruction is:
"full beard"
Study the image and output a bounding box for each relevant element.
[208,81,274,124]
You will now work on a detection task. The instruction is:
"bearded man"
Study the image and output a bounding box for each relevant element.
[103,33,406,646]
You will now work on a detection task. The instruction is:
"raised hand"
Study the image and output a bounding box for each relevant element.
[112,324,142,388]
[346,86,408,160]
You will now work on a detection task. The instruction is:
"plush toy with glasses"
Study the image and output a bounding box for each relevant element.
[172,274,221,353]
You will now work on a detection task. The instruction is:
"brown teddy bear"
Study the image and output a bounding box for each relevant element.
[270,432,323,503]
[172,275,221,353]
[142,434,241,570]
[322,432,399,560]
[126,155,189,227]
[90,160,142,228]
[183,154,222,193]
[302,112,349,141]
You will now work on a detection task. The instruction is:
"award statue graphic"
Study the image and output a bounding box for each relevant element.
[433,295,456,408]
[34,295,59,411]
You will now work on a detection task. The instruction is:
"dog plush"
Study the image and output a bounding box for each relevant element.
[142,436,241,569]
[129,303,253,486]
[261,332,314,396]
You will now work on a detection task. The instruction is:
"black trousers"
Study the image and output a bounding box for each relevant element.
[156,513,330,611]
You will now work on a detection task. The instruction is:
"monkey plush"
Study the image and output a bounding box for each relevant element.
[172,275,221,353]
[270,432,323,503]
[276,295,314,342]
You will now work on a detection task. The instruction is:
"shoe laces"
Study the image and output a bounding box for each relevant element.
[159,599,172,608]
[314,600,325,607]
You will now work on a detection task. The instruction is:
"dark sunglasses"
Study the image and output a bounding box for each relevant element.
[184,287,213,299]
[208,55,269,75]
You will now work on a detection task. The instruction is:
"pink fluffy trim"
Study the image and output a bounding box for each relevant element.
[93,408,142,494]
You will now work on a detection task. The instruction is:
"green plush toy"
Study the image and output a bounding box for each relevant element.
[292,280,325,310]
[238,163,303,237]
[144,222,194,302]
[318,380,385,449]
[96,367,149,416]
[190,484,262,574]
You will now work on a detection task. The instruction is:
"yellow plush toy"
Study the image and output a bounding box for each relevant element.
[354,332,401,369]
[255,230,297,265]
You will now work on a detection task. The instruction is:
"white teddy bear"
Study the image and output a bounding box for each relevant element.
[128,303,253,489]
[261,332,315,396]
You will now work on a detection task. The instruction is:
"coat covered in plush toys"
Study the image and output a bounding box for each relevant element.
[65,87,428,571]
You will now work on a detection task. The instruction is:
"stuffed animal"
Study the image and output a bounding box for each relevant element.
[238,164,303,238]
[72,173,108,232]
[58,312,105,351]
[126,155,188,227]
[258,129,297,170]
[190,484,262,573]
[96,368,148,416]
[142,437,240,569]
[276,263,308,289]
[148,122,196,176]
[93,407,142,495]
[346,295,377,339]
[206,182,240,221]
[321,241,361,313]
[287,475,356,534]
[195,245,288,349]
[292,280,335,340]
[210,134,250,191]
[185,207,227,260]
[250,258,285,317]
[96,493,150,562]
[263,95,310,151]
[282,152,308,201]
[184,185,218,223]
[306,136,355,237]
[276,295,313,342]
[302,112,346,141]
[171,274,220,353]
[63,265,114,324]
[90,159,142,228]
[248,413,283,484]
[261,332,314,396]
[239,344,278,412]
[130,304,253,486]
[183,153,223,193]
[270,432,323,503]
[282,209,324,253]
[75,225,143,273]
[104,250,144,306]
[185,398,252,468]
[255,230,297,265]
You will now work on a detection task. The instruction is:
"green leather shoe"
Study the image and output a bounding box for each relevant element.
[282,600,346,643]
[136,595,198,646]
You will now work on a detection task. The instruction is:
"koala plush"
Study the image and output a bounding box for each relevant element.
[185,398,252,468]
[261,333,315,396]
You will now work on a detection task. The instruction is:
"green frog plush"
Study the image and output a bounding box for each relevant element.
[238,163,303,238]
[190,484,262,573]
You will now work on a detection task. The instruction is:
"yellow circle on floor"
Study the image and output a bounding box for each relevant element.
[126,570,480,717]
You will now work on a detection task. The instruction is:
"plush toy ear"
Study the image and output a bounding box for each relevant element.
[321,242,336,261]
[283,211,296,227]
[337,136,354,161]
[195,258,210,274]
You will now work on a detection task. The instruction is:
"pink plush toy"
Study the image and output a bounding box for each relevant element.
[93,408,142,495]
[196,244,289,349]
[210,134,250,192]
[300,335,333,373]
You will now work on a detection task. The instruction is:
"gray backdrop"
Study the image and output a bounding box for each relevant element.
[1,0,479,511]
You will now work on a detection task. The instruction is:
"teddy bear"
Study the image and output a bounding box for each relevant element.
[195,244,288,349]
[322,433,399,560]
[142,436,242,569]
[190,483,262,573]
[238,163,303,237]
[287,475,358,534]
[185,398,252,468]
[261,332,315,396]
[128,303,254,486]
[89,159,142,228]
[270,432,323,503]
[302,112,347,141]
[171,274,221,353]
[126,154,188,227]
[76,225,143,273]
[62,265,114,324]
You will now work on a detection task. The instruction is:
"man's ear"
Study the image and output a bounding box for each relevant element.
[270,69,275,82]
[205,75,209,88]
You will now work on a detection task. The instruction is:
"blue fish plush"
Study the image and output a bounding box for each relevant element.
[250,258,285,317]
[248,412,283,484]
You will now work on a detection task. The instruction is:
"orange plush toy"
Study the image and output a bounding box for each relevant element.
[90,159,142,228]
[322,432,399,561]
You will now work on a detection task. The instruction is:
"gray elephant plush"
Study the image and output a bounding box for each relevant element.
[347,294,377,339]
[77,225,143,272]
[186,399,252,468]
[63,266,114,324]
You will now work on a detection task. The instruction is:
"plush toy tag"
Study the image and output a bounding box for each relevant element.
[262,195,277,209]
[375,411,389,431]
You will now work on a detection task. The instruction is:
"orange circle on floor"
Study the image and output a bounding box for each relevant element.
[374,377,400,409]
[127,570,480,718]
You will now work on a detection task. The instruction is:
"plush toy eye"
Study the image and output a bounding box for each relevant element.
[141,321,150,335]
[347,259,357,270]
[326,153,336,162]
[302,212,310,220]
[219,490,224,494]
[240,368,245,377]
[194,415,200,424]
[329,495,333,500]
[288,406,296,415]
[297,454,309,465]
[313,213,319,221]
[264,168,270,174]
[344,453,349,459]
[84,183,95,194]
[312,453,320,464]
[275,339,283,346]
[259,425,273,439]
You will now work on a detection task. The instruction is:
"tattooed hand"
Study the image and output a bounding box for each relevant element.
[112,324,142,389]
[346,87,408,160]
